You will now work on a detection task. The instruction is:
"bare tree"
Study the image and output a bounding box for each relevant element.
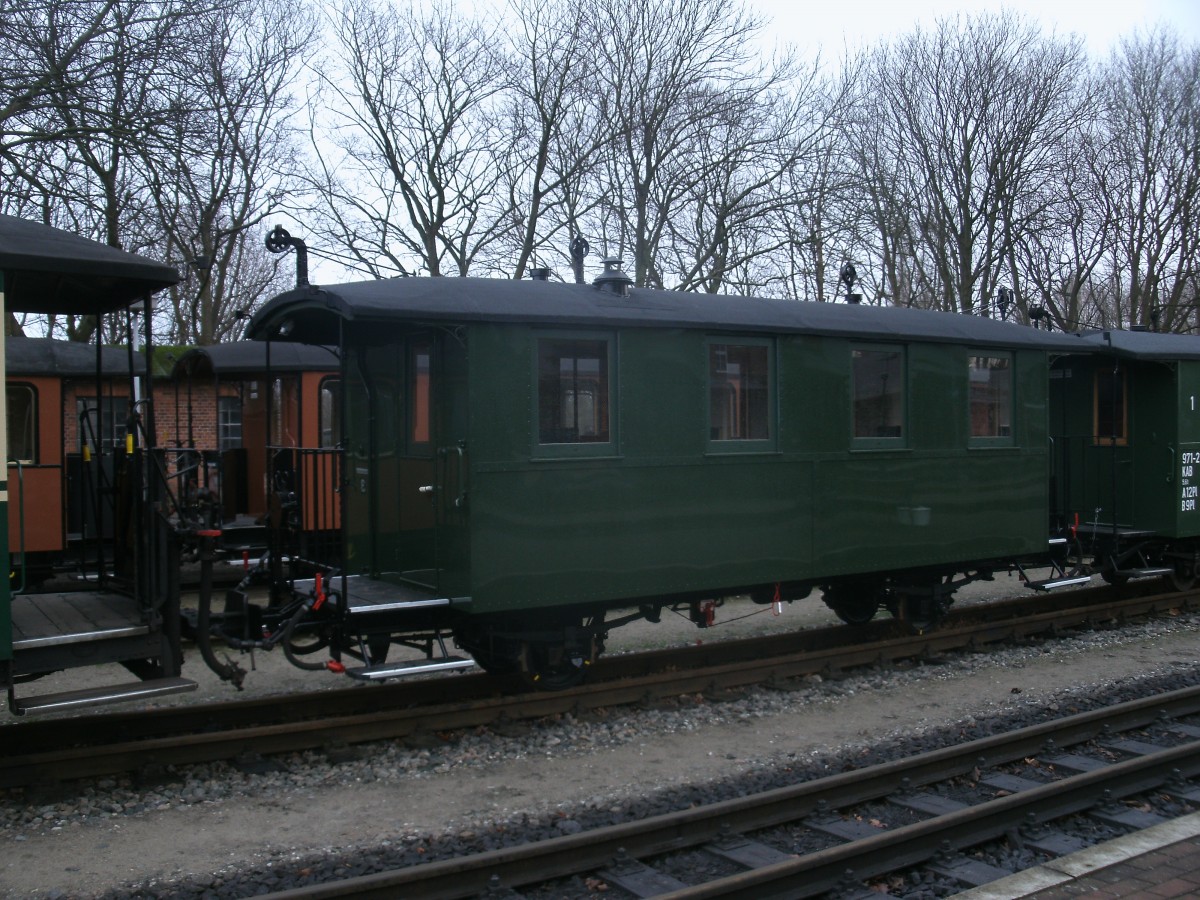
[308,0,506,278]
[490,0,615,280]
[659,68,846,297]
[0,0,310,345]
[1,0,199,340]
[0,0,121,146]
[579,0,782,288]
[758,56,863,303]
[854,13,1088,316]
[147,0,314,344]
[1090,28,1200,332]
[1005,103,1111,333]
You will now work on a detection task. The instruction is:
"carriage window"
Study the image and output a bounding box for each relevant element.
[77,396,129,452]
[319,377,340,449]
[852,347,905,444]
[1094,368,1128,445]
[709,341,772,446]
[218,396,242,450]
[410,340,431,447]
[538,337,611,445]
[7,384,37,464]
[969,355,1012,443]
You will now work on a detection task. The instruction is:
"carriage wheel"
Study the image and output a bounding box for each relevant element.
[517,640,589,690]
[886,582,950,633]
[888,595,944,632]
[467,645,520,676]
[820,581,881,625]
[1168,557,1198,592]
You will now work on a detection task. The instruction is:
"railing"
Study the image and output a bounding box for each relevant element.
[267,445,342,572]
[153,446,223,531]
[6,458,26,593]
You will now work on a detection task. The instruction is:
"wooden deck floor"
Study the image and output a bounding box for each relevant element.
[11,591,150,650]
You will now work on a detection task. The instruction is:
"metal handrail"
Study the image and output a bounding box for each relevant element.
[6,458,26,594]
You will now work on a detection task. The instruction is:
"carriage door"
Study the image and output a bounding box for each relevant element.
[345,331,468,594]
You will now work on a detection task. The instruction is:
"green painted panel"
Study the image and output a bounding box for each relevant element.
[1129,362,1177,535]
[810,451,1047,572]
[468,458,813,611]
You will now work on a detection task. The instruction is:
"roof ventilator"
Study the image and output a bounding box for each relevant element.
[265,225,310,289]
[593,257,634,297]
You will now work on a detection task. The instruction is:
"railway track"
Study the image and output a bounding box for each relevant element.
[1,582,1195,790]
[258,683,1200,899]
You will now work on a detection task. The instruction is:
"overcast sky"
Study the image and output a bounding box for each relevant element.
[747,0,1200,59]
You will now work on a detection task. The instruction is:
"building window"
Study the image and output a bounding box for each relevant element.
[538,337,611,445]
[77,396,129,452]
[969,355,1012,442]
[319,377,340,449]
[1094,368,1128,445]
[7,383,37,464]
[852,347,905,443]
[709,341,772,443]
[218,396,242,450]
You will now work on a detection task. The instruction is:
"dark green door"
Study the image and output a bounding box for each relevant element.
[343,329,468,594]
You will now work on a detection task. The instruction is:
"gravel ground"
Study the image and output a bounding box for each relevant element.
[2,574,1199,898]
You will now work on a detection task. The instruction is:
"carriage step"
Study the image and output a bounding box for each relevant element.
[348,597,452,615]
[1026,575,1092,591]
[1114,567,1173,579]
[10,677,197,716]
[344,657,475,681]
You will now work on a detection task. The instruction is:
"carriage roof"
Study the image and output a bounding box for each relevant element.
[169,341,339,379]
[0,215,179,314]
[5,335,140,376]
[1075,329,1200,361]
[247,275,1087,353]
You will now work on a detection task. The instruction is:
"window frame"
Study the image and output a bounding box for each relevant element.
[77,395,130,453]
[406,335,433,456]
[6,382,38,465]
[217,395,243,451]
[705,337,777,454]
[533,331,617,459]
[1093,367,1129,446]
[318,375,341,450]
[967,352,1014,448]
[850,344,907,449]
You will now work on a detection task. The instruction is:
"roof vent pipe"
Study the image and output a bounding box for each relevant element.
[593,257,634,297]
[265,225,310,288]
[839,261,861,304]
[569,236,589,284]
[530,267,551,281]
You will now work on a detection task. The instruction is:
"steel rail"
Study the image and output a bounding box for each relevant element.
[661,741,1200,899]
[256,684,1200,899]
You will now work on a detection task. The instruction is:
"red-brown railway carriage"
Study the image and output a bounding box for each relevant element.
[6,337,142,589]
[164,341,341,565]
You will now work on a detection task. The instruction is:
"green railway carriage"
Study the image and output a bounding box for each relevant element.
[247,262,1082,681]
[1049,329,1200,585]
